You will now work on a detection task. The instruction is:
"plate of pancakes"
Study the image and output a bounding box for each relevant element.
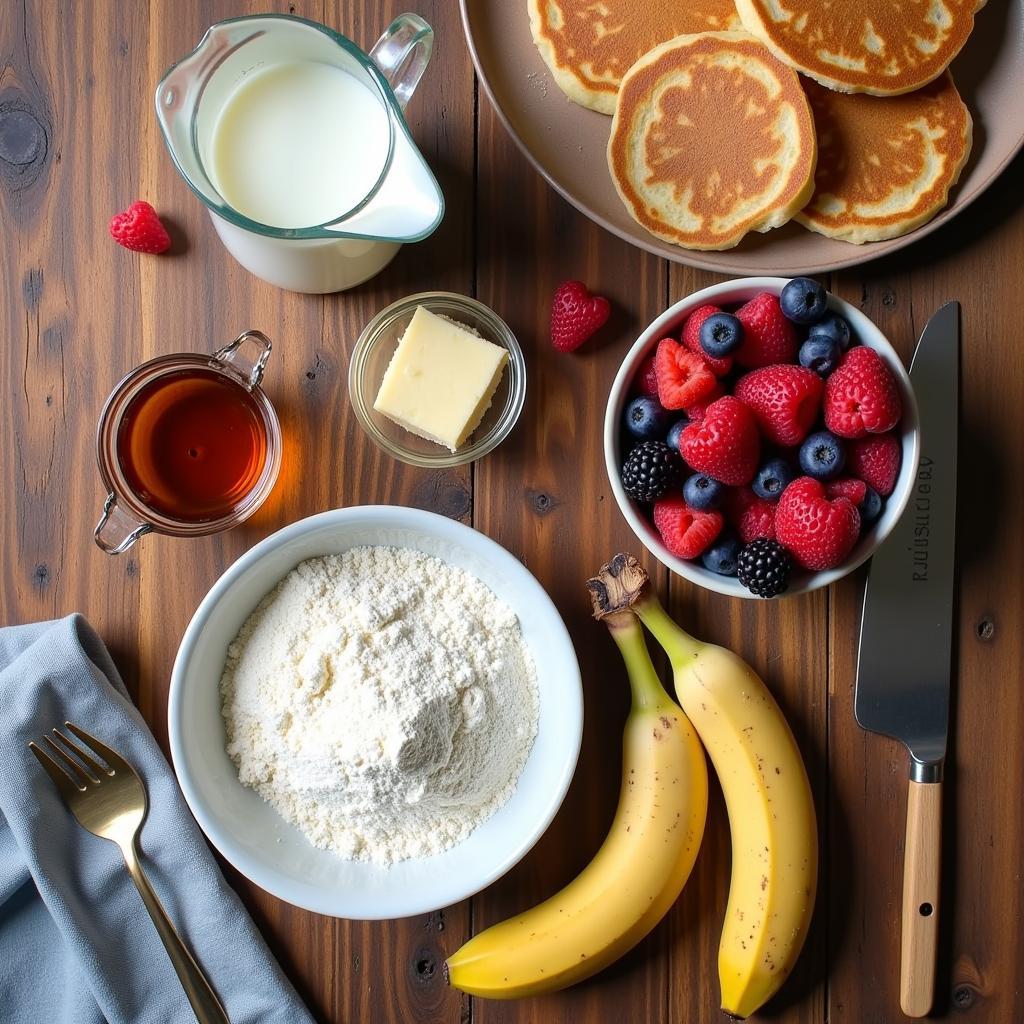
[460,0,1024,274]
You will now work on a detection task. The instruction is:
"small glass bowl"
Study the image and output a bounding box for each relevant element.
[348,292,526,468]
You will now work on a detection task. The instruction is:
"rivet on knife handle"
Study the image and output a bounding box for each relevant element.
[900,778,942,1017]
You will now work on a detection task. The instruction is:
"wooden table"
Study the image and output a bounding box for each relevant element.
[3,2,1022,1021]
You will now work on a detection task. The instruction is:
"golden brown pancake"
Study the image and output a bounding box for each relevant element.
[797,72,972,243]
[735,0,984,95]
[608,32,817,250]
[527,0,741,114]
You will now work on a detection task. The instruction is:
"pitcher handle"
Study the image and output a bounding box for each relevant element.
[212,330,272,390]
[95,494,151,555]
[369,13,433,110]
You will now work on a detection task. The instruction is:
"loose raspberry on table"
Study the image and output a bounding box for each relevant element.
[109,200,172,254]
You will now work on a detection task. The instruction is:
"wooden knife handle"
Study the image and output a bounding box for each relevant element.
[900,779,942,1017]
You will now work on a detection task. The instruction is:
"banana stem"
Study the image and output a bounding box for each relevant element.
[587,553,704,669]
[603,610,673,712]
[631,593,703,668]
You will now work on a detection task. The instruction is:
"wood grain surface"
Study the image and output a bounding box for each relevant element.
[2,2,1022,1022]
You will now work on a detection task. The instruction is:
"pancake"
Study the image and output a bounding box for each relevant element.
[796,72,972,243]
[608,32,817,251]
[527,0,741,114]
[734,0,984,96]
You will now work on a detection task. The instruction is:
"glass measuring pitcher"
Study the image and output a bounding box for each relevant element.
[155,14,443,294]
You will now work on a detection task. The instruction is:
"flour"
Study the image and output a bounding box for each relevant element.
[220,546,540,864]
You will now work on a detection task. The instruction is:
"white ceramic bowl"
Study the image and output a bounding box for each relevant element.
[605,277,920,598]
[169,506,582,919]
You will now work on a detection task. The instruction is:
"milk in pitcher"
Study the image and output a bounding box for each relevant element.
[209,61,391,229]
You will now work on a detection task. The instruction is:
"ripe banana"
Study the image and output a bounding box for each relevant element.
[598,553,817,1020]
[445,605,708,998]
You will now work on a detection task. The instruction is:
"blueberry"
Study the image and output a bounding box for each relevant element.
[752,457,796,502]
[808,312,852,350]
[683,473,724,511]
[799,431,846,480]
[780,277,828,325]
[666,417,690,452]
[860,486,884,526]
[625,395,671,441]
[799,335,841,377]
[699,312,744,357]
[702,533,741,576]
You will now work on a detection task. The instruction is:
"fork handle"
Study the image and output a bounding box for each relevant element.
[121,838,229,1024]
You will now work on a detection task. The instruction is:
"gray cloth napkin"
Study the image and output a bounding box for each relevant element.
[0,614,315,1024]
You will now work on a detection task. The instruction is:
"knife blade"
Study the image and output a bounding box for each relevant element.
[855,301,959,1018]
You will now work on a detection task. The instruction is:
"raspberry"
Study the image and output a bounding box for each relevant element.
[653,494,723,560]
[723,487,777,544]
[847,433,902,496]
[825,478,868,505]
[636,354,660,396]
[550,280,611,352]
[684,382,725,423]
[734,365,823,446]
[734,293,798,368]
[824,347,902,438]
[775,477,861,571]
[108,200,172,254]
[682,304,732,377]
[655,337,718,410]
[679,396,760,486]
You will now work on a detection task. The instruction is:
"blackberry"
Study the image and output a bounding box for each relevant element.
[737,538,793,598]
[620,441,682,503]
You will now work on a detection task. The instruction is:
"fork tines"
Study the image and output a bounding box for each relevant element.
[29,722,118,792]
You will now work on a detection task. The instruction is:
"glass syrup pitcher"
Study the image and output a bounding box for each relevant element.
[155,14,443,294]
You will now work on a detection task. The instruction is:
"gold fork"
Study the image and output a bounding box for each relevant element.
[30,722,229,1024]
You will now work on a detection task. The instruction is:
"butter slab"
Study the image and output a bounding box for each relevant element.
[373,306,508,452]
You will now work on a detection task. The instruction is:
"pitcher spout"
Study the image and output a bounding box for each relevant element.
[322,116,444,244]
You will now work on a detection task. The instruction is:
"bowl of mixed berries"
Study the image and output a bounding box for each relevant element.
[605,277,919,598]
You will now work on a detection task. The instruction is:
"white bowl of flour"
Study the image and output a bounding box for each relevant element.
[169,506,582,919]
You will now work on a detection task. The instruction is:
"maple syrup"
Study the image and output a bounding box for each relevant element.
[116,367,268,523]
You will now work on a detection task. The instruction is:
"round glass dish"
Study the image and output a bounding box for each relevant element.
[348,292,526,467]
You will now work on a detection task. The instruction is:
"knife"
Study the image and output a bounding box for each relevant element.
[855,302,959,1018]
